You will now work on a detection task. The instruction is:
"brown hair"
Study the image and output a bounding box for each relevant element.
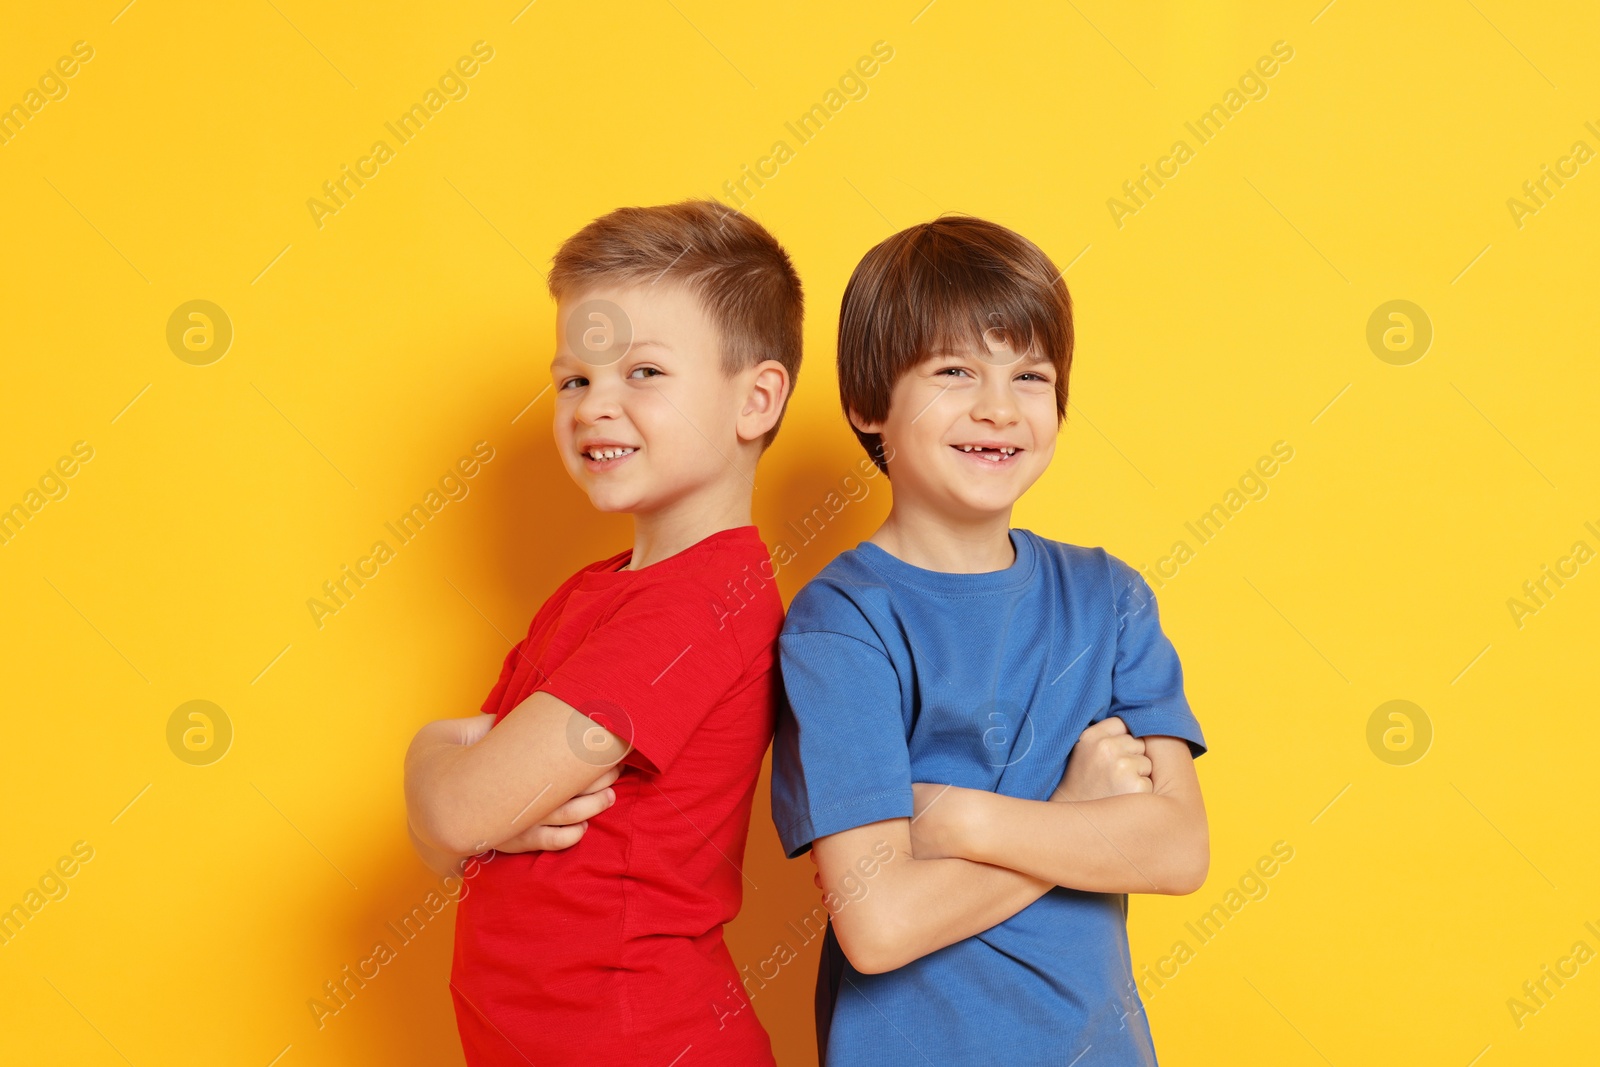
[837,215,1073,474]
[548,199,804,447]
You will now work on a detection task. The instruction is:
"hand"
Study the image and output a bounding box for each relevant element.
[456,712,498,746]
[908,781,972,861]
[1052,716,1152,803]
[421,712,497,748]
[491,766,621,854]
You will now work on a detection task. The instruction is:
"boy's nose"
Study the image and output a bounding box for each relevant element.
[969,384,1021,426]
[573,380,623,424]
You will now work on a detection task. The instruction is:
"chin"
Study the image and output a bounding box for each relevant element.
[584,488,644,513]
[947,485,1025,516]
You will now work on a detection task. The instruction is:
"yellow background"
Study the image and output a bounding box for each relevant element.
[3,1,1598,1063]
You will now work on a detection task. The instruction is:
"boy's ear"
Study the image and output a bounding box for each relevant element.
[737,359,791,443]
[846,406,883,435]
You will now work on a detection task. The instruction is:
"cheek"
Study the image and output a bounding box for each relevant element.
[622,390,676,443]
[552,404,594,468]
[1028,400,1060,447]
[651,379,732,444]
[891,389,952,444]
[551,407,574,447]
[887,421,950,485]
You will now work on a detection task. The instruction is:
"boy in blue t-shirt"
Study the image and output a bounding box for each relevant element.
[771,216,1210,1066]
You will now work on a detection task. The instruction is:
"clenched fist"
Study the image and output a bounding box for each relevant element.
[1053,716,1152,802]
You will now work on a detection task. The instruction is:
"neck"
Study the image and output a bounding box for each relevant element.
[628,477,753,570]
[869,497,1015,573]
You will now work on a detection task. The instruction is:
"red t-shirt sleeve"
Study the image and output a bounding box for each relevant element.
[536,577,744,775]
[481,564,599,716]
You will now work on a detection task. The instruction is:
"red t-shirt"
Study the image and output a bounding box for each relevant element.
[450,525,781,1066]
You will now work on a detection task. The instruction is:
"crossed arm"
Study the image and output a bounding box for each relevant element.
[403,692,626,868]
[812,722,1208,974]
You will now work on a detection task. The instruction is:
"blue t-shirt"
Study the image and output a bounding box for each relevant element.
[771,528,1207,1067]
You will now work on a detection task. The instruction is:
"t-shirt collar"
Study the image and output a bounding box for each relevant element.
[585,524,761,583]
[853,528,1037,596]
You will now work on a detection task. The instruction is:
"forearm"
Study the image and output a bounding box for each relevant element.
[407,815,471,877]
[859,851,1054,971]
[816,823,1054,975]
[953,791,1207,895]
[404,698,625,855]
[405,720,554,855]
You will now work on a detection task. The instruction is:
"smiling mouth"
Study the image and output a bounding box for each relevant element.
[581,445,638,470]
[952,444,1021,464]
[583,446,637,461]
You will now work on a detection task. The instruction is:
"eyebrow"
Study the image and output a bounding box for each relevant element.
[926,346,1053,365]
[550,338,672,368]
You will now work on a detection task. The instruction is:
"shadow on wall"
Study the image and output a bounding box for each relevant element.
[295,851,480,1064]
[755,437,894,606]
[293,387,631,1064]
[481,411,632,619]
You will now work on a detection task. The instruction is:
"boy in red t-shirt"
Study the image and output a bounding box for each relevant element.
[403,200,803,1066]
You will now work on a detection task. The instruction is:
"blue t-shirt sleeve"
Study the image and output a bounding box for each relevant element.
[1108,558,1208,759]
[771,628,913,859]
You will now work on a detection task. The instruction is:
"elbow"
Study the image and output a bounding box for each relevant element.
[831,912,912,975]
[430,820,489,859]
[404,744,494,856]
[407,803,468,857]
[841,946,905,976]
[1161,850,1208,896]
[405,783,485,858]
[1160,819,1210,896]
[420,800,498,857]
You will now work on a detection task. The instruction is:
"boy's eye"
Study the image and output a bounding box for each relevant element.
[934,366,972,377]
[558,376,588,390]
[628,366,663,379]
[1017,372,1051,383]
